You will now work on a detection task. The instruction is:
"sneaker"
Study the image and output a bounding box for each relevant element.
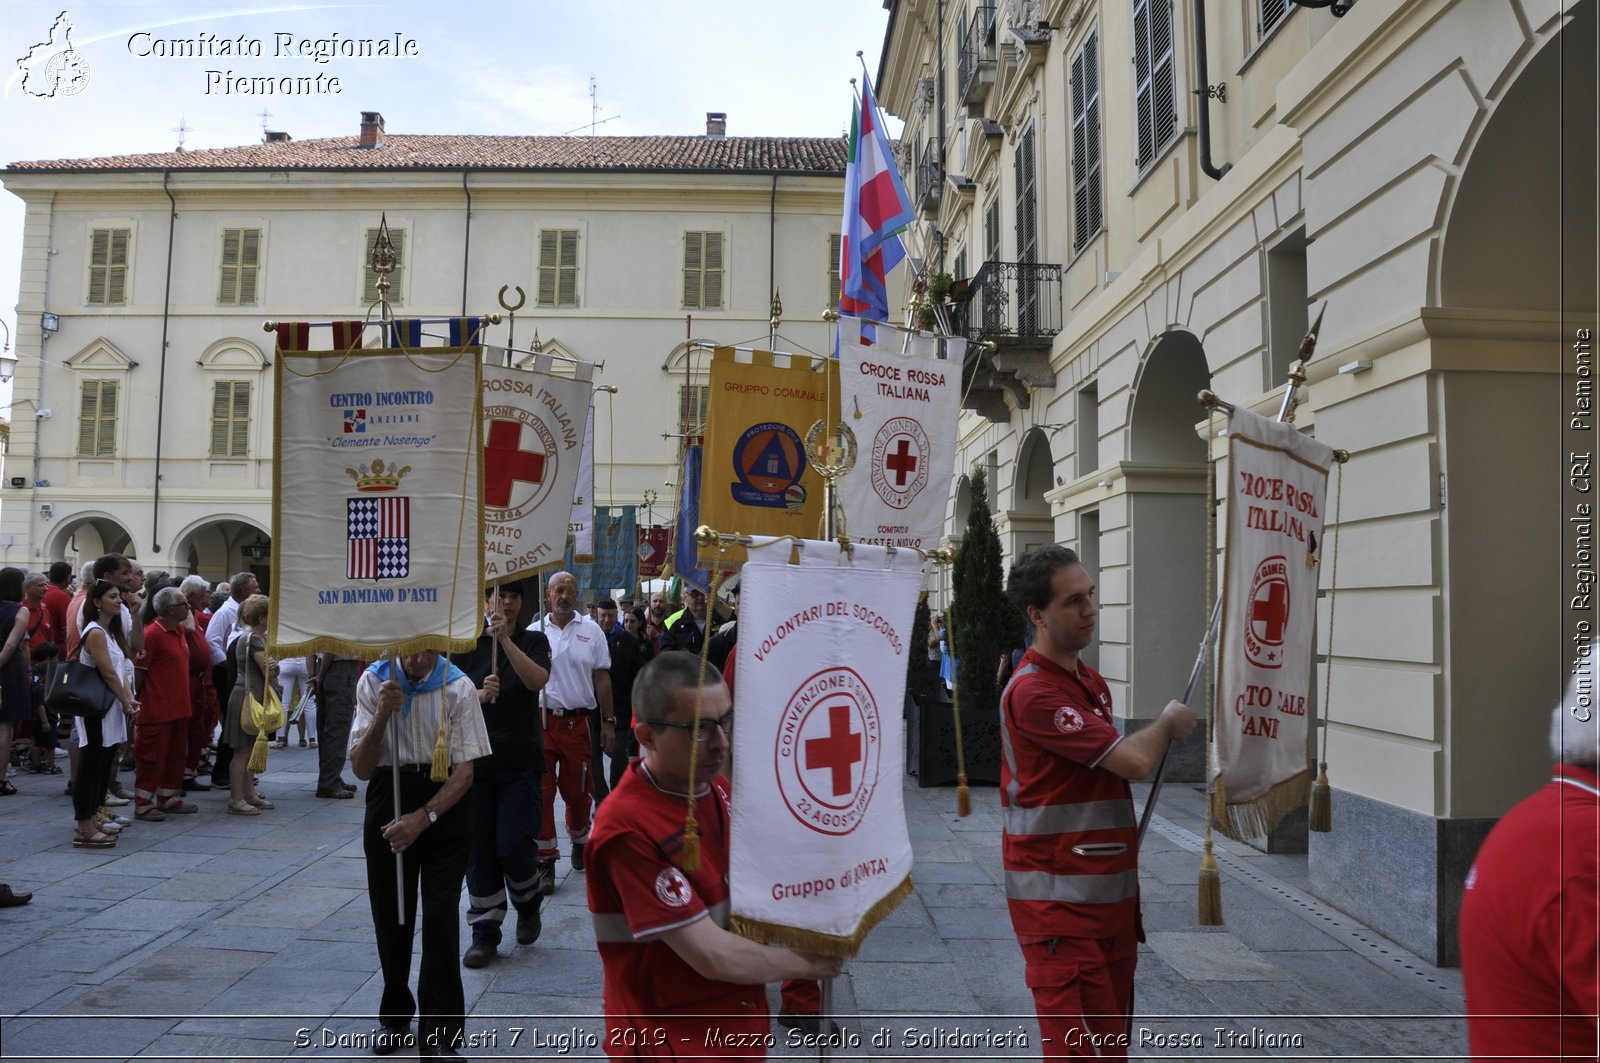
[103,792,130,807]
[516,906,542,946]
[536,860,557,897]
[462,941,495,968]
[571,842,585,871]
[109,782,133,801]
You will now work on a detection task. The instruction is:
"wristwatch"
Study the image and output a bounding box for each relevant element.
[602,716,617,724]
[422,804,438,826]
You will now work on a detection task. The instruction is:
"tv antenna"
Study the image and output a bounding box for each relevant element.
[561,76,621,136]
[257,107,274,140]
[171,114,192,151]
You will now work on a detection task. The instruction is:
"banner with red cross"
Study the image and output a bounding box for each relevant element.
[837,334,962,551]
[1213,406,1336,840]
[726,535,923,955]
[481,353,593,583]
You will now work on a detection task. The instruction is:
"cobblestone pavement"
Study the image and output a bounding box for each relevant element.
[0,746,1467,1061]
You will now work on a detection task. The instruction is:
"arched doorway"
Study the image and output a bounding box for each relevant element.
[1010,427,1055,557]
[44,513,137,574]
[1121,331,1211,776]
[167,516,272,591]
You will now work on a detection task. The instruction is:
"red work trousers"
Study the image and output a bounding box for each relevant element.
[133,717,189,808]
[1021,927,1138,1060]
[539,713,593,862]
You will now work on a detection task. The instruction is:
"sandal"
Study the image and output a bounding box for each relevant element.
[73,830,117,848]
[226,799,261,816]
[246,794,275,810]
[308,739,318,748]
[134,805,166,822]
[298,738,308,747]
[159,799,198,814]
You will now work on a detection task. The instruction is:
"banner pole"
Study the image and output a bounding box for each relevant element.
[386,648,405,925]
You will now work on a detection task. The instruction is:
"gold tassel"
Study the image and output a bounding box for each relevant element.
[957,775,971,818]
[680,817,701,872]
[1208,774,1228,827]
[248,730,269,774]
[1309,761,1332,833]
[1197,838,1224,925]
[430,714,449,782]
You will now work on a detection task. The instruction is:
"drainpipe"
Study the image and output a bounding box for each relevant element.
[461,169,473,317]
[151,171,177,556]
[1195,0,1230,180]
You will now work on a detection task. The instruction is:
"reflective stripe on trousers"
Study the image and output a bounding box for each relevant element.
[1005,868,1139,905]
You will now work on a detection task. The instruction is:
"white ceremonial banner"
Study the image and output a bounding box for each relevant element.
[570,402,595,563]
[1213,406,1336,840]
[728,537,923,954]
[482,355,592,583]
[838,335,962,551]
[272,347,483,656]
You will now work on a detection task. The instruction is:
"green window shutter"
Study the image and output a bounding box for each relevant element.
[88,228,129,305]
[557,229,579,307]
[537,229,559,306]
[78,380,100,455]
[210,381,231,456]
[237,229,260,305]
[362,227,405,305]
[683,232,704,309]
[106,230,128,304]
[702,232,724,309]
[80,380,117,457]
[88,230,108,305]
[219,230,240,304]
[231,380,251,456]
[828,233,842,310]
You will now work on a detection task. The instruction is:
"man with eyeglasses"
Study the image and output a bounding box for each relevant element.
[587,652,841,1055]
[130,586,209,818]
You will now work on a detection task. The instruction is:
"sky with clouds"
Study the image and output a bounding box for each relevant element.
[0,0,896,413]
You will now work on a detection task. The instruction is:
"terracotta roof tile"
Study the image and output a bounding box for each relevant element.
[7,134,848,174]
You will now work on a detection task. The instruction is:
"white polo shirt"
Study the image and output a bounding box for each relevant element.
[527,612,610,710]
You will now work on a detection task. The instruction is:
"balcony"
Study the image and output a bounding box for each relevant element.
[953,259,1062,421]
[916,137,941,214]
[958,3,997,112]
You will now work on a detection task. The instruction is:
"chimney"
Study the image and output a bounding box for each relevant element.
[265,130,291,143]
[359,111,385,149]
[705,112,727,138]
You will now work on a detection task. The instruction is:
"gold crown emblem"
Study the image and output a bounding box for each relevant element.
[345,458,412,493]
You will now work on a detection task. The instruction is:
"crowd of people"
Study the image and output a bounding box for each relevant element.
[4,549,1595,1062]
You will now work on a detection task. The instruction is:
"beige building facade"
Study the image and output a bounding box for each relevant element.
[881,0,1596,963]
[0,113,848,587]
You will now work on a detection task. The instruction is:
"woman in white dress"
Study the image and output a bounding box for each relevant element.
[71,580,139,848]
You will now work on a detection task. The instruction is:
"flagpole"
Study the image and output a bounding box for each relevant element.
[384,648,405,924]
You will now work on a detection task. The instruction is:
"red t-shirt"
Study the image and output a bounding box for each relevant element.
[133,619,205,724]
[1460,764,1600,1061]
[1000,648,1140,941]
[27,599,59,656]
[42,585,70,644]
[587,761,767,1058]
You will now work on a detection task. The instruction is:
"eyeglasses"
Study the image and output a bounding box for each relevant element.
[644,711,734,742]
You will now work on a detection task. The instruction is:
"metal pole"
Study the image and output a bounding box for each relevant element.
[386,650,405,924]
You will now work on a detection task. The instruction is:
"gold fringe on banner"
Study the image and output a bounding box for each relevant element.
[269,634,478,660]
[728,875,914,958]
[1209,769,1312,843]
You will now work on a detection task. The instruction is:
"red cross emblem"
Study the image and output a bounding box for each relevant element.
[885,438,919,487]
[484,418,548,509]
[1244,556,1290,669]
[654,867,692,908]
[805,703,864,797]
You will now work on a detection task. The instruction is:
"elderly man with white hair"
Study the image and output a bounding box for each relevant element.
[1459,637,1599,1059]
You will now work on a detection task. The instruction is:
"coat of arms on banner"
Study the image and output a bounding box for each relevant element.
[732,423,810,509]
[346,497,410,580]
[484,412,554,515]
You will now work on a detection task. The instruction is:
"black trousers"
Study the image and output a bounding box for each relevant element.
[316,660,361,791]
[363,767,471,1049]
[589,715,610,807]
[209,663,233,787]
[465,754,542,946]
[72,715,115,822]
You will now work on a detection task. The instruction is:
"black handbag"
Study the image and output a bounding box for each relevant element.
[43,660,117,719]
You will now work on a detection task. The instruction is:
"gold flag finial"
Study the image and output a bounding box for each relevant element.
[368,214,398,305]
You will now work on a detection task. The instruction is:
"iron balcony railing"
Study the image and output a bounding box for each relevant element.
[958,3,997,106]
[916,137,941,212]
[965,260,1063,344]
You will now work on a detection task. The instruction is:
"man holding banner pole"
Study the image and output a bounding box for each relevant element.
[349,651,490,1059]
[1002,546,1196,1059]
[587,653,842,1054]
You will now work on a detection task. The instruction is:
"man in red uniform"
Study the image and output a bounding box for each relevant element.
[1460,639,1599,1061]
[587,652,840,1058]
[1001,545,1196,1060]
[131,586,209,819]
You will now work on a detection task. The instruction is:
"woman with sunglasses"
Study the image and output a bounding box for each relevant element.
[71,580,139,848]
